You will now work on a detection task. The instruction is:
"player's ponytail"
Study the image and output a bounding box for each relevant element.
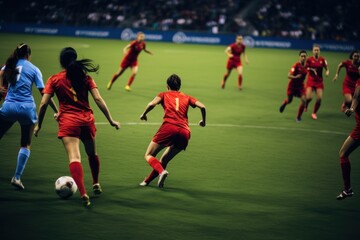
[60,47,99,93]
[3,43,31,85]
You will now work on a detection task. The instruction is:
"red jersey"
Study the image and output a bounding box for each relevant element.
[288,62,308,88]
[228,42,246,63]
[306,56,328,83]
[342,60,360,84]
[158,91,197,131]
[44,70,97,126]
[124,40,146,62]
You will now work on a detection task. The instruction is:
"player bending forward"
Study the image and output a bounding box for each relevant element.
[139,74,206,188]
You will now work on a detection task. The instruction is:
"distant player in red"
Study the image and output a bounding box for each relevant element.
[279,50,309,122]
[305,44,330,120]
[34,47,120,207]
[107,32,153,91]
[221,35,249,90]
[336,81,360,200]
[139,74,206,188]
[333,50,360,112]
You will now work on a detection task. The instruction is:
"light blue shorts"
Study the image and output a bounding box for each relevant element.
[0,101,37,125]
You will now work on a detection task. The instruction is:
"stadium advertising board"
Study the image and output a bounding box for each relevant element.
[1,23,359,52]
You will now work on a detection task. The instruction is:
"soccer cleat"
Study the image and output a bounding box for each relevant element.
[139,180,149,187]
[107,80,113,90]
[279,104,286,113]
[296,117,301,123]
[11,177,25,190]
[336,189,354,200]
[125,85,131,91]
[81,194,91,207]
[238,85,243,91]
[157,170,169,188]
[93,183,102,195]
[311,113,318,120]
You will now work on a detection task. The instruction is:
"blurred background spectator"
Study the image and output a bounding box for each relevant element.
[0,0,358,41]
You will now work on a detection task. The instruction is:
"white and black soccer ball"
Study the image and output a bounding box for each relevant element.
[55,176,78,199]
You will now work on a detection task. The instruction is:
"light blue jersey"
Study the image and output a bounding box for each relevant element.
[4,59,44,103]
[0,59,44,125]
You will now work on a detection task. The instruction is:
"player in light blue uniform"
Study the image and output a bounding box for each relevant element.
[0,43,58,190]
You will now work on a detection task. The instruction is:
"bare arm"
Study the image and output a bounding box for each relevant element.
[288,72,302,79]
[38,88,58,114]
[123,44,131,55]
[90,88,120,129]
[140,96,162,121]
[34,93,52,136]
[225,47,233,58]
[195,101,206,127]
[333,62,344,82]
[143,46,153,55]
[243,52,249,64]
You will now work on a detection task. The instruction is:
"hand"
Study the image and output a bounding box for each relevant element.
[140,114,147,121]
[325,69,330,77]
[199,120,206,127]
[54,112,60,121]
[345,108,354,117]
[34,125,41,137]
[110,120,120,130]
[333,74,338,82]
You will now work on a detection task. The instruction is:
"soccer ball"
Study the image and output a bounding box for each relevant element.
[55,176,78,199]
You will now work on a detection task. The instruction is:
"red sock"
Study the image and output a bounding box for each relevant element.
[313,100,321,114]
[88,154,100,184]
[340,156,351,190]
[148,157,164,174]
[144,170,159,183]
[297,104,305,119]
[238,75,243,87]
[69,161,86,196]
[127,75,135,86]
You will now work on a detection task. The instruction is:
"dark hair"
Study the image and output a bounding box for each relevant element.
[60,47,99,93]
[167,74,181,91]
[349,50,359,60]
[3,43,31,85]
[299,50,307,55]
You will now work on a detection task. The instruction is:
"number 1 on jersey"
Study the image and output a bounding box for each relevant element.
[175,97,179,111]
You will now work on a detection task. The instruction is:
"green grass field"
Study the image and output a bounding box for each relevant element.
[0,33,359,240]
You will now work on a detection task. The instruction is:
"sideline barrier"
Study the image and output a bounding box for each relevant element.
[1,23,359,52]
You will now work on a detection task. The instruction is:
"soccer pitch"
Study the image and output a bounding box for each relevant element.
[0,33,359,240]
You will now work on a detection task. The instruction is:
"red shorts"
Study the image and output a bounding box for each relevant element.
[306,81,324,90]
[58,123,96,140]
[121,59,137,69]
[287,87,305,98]
[226,59,241,70]
[343,82,355,95]
[152,123,191,150]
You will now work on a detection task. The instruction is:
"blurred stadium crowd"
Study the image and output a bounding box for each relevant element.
[0,0,358,41]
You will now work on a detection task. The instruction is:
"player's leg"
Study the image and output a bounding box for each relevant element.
[343,93,352,112]
[296,95,306,122]
[140,141,167,186]
[312,88,323,120]
[279,94,293,113]
[108,66,126,90]
[337,136,360,200]
[236,65,243,90]
[125,66,138,91]
[0,118,14,139]
[304,86,313,112]
[82,137,102,195]
[62,136,90,206]
[10,123,34,190]
[222,68,232,89]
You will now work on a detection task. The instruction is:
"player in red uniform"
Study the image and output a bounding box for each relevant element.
[304,44,330,120]
[333,50,360,112]
[139,74,206,188]
[336,81,360,200]
[107,32,153,91]
[279,50,309,122]
[221,35,249,90]
[34,47,120,207]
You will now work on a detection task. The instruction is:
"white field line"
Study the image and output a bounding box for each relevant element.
[95,122,348,136]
